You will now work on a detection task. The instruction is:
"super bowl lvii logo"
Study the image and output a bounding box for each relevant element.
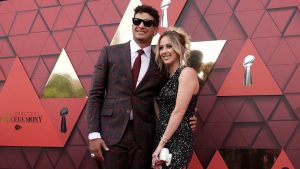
[0,49,87,147]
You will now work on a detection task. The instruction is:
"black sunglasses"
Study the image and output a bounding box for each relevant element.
[132,18,155,27]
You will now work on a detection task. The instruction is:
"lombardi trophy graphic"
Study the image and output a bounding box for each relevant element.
[243,55,255,86]
[161,0,171,28]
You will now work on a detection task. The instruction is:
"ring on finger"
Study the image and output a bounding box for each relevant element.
[90,153,95,158]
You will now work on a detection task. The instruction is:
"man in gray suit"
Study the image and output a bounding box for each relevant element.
[87,4,196,169]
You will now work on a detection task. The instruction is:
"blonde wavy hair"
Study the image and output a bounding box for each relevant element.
[155,26,191,73]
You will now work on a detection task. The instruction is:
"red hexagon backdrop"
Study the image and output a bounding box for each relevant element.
[1,0,300,168]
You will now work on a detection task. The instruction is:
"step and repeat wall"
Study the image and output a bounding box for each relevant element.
[1,0,300,168]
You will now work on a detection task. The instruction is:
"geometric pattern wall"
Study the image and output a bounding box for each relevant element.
[1,0,300,168]
[179,0,300,168]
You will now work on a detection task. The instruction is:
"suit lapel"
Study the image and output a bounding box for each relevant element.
[121,42,133,90]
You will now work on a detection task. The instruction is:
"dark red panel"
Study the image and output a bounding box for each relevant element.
[252,37,281,63]
[35,0,59,8]
[59,0,82,5]
[9,32,51,57]
[0,58,14,77]
[226,0,239,9]
[197,95,217,121]
[65,31,86,52]
[206,0,232,14]
[253,12,281,37]
[77,6,96,27]
[0,68,5,81]
[268,121,298,147]
[75,26,106,51]
[0,12,16,35]
[52,29,73,49]
[195,124,218,149]
[40,6,61,30]
[0,0,16,13]
[235,99,265,122]
[269,39,298,65]
[286,36,300,61]
[31,13,49,33]
[87,1,121,25]
[0,38,15,58]
[235,10,265,37]
[199,80,218,95]
[284,11,300,36]
[76,54,94,76]
[40,34,60,55]
[235,0,265,11]
[270,98,298,121]
[206,100,234,123]
[55,152,76,168]
[22,148,42,168]
[284,65,300,93]
[222,97,246,119]
[101,24,119,44]
[252,126,281,148]
[194,0,211,15]
[268,64,297,90]
[0,147,23,168]
[11,0,37,11]
[286,124,300,149]
[205,13,232,38]
[68,127,86,146]
[45,148,63,167]
[67,146,88,168]
[267,0,299,9]
[52,4,83,31]
[206,123,232,147]
[20,56,39,78]
[9,11,37,35]
[285,94,300,120]
[31,56,50,78]
[208,68,229,92]
[220,15,247,40]
[223,124,262,147]
[269,8,296,33]
[253,96,281,120]
[34,151,56,169]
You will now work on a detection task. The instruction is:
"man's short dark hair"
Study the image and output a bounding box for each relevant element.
[134,4,160,27]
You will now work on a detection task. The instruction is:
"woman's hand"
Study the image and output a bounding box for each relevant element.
[151,145,165,169]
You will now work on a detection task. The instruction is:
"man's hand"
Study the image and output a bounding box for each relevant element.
[189,115,198,131]
[189,108,198,131]
[89,138,109,161]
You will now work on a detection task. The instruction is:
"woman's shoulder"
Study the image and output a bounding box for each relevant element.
[181,66,198,75]
[179,66,198,80]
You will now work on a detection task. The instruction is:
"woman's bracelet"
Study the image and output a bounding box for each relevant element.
[160,136,169,144]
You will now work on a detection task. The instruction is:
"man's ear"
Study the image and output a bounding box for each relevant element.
[154,27,159,36]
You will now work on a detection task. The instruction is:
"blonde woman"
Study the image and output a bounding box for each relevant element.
[152,27,201,169]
